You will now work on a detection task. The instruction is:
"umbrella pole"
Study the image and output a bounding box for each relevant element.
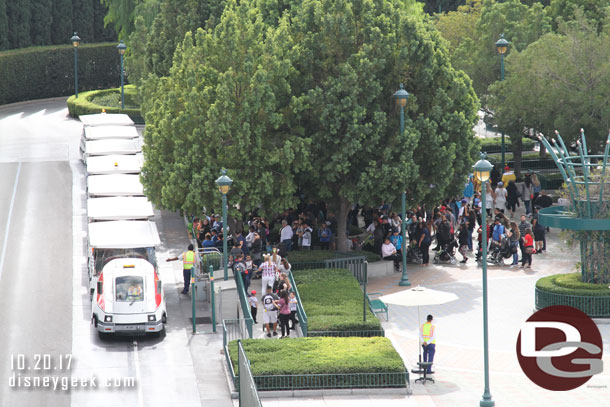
[418,306,422,363]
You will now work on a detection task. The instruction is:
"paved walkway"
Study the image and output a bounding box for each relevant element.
[257,206,610,406]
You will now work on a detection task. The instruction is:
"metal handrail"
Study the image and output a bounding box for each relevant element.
[233,268,254,338]
[287,270,308,336]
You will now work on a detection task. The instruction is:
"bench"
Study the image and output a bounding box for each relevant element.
[366,292,389,321]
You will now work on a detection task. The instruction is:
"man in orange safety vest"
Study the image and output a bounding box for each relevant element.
[420,314,436,373]
[167,244,196,295]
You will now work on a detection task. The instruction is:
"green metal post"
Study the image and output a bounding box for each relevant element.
[500,53,505,172]
[480,180,494,407]
[210,265,216,333]
[363,262,367,322]
[399,190,410,286]
[222,193,229,281]
[74,47,79,98]
[120,53,125,109]
[191,267,196,334]
[398,104,410,286]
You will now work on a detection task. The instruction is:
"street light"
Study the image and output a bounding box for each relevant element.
[117,41,127,109]
[393,83,411,287]
[473,153,495,407]
[495,34,509,171]
[215,169,233,281]
[71,32,81,98]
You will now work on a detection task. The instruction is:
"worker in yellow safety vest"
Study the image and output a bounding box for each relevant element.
[420,314,436,373]
[167,244,196,295]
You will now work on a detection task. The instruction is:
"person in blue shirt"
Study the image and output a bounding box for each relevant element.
[492,217,505,243]
[318,223,332,250]
[389,230,403,252]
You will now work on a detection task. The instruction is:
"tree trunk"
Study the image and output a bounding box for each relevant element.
[336,196,351,252]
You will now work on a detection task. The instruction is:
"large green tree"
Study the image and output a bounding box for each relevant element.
[72,0,95,42]
[489,10,610,154]
[7,0,31,49]
[451,0,551,100]
[141,0,479,251]
[0,0,8,50]
[51,0,73,44]
[140,0,309,216]
[30,0,52,45]
[547,0,609,31]
[100,0,142,39]
[288,0,478,249]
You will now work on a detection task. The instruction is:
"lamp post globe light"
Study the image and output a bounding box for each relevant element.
[473,153,494,407]
[117,41,127,109]
[215,169,233,281]
[495,34,509,172]
[392,83,410,287]
[71,32,81,98]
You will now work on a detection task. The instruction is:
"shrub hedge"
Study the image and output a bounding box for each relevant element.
[287,250,380,264]
[67,85,143,123]
[479,138,536,152]
[0,43,122,105]
[229,337,405,376]
[536,273,610,297]
[293,268,382,333]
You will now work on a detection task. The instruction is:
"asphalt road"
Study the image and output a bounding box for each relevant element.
[0,102,74,406]
[0,99,204,407]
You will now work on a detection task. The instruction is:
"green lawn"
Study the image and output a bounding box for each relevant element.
[293,268,382,333]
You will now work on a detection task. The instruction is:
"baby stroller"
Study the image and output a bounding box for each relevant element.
[487,237,512,266]
[407,244,423,264]
[433,239,458,265]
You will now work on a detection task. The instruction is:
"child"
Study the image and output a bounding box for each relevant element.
[289,292,298,330]
[248,290,258,324]
[245,255,253,278]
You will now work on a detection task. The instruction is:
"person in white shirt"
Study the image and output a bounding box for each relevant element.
[258,255,277,295]
[299,223,312,250]
[381,238,401,271]
[280,220,294,252]
[245,225,256,249]
[494,182,508,213]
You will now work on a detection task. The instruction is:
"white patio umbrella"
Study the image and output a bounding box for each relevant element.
[379,285,459,362]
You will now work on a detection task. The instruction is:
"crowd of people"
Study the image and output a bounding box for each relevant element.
[186,166,555,341]
[364,167,553,269]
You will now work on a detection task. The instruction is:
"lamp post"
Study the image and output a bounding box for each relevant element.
[495,34,509,171]
[215,169,233,281]
[117,41,127,109]
[473,153,494,407]
[71,32,81,98]
[393,83,411,287]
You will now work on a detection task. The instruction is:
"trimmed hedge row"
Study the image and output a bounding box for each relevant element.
[480,138,536,153]
[293,268,382,332]
[0,43,122,105]
[67,85,143,123]
[287,250,380,264]
[536,273,610,297]
[229,337,405,376]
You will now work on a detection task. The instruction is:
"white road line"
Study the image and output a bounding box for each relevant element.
[0,161,21,280]
[133,340,144,407]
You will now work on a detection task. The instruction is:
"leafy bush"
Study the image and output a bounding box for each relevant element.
[287,249,380,264]
[536,273,610,297]
[480,138,536,152]
[67,85,143,122]
[293,268,382,333]
[0,43,122,105]
[229,337,405,376]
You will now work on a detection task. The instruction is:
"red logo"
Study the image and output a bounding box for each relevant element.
[516,306,603,391]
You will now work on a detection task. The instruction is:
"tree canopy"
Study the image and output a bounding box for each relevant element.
[489,9,610,151]
[140,0,479,250]
[0,0,115,50]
